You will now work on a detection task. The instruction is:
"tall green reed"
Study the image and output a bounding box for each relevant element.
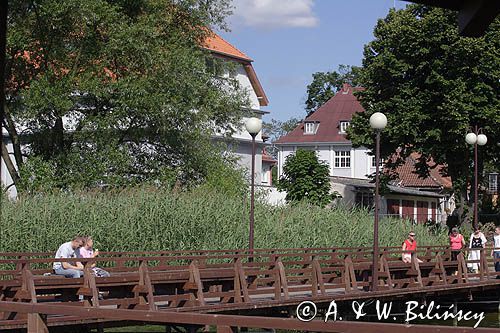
[0,187,447,253]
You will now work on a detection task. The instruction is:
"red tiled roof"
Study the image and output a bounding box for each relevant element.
[275,83,364,144]
[203,32,252,62]
[262,148,277,164]
[273,83,451,190]
[388,152,452,189]
[202,32,268,107]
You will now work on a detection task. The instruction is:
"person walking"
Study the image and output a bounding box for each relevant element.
[467,228,487,273]
[53,236,86,278]
[491,227,500,278]
[449,227,466,261]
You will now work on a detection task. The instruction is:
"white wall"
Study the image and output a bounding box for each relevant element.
[258,185,286,206]
[234,65,260,109]
[233,140,263,185]
[277,144,375,180]
[330,182,356,206]
[212,61,267,185]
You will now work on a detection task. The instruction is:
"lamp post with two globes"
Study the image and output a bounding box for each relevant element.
[369,112,387,292]
[245,117,262,261]
[465,126,487,231]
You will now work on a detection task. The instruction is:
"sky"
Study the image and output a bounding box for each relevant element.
[220,0,409,122]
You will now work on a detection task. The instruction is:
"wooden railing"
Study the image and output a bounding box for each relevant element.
[1,246,499,330]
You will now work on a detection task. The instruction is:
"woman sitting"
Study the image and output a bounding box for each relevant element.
[77,236,110,277]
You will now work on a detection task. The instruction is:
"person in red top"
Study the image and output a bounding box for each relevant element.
[402,231,422,263]
[449,227,466,261]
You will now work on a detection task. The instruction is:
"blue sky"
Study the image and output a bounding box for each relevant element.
[220,0,408,121]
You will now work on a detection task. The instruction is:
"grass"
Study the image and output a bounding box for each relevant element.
[0,187,448,253]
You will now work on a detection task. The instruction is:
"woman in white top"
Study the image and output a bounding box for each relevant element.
[467,228,487,273]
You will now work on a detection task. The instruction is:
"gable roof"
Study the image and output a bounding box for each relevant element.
[203,32,252,62]
[275,83,363,144]
[262,148,277,164]
[203,32,269,107]
[274,83,452,190]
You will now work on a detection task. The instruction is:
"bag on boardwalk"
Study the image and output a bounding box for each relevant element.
[92,267,110,277]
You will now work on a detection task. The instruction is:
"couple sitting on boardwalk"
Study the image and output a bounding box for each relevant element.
[53,236,110,278]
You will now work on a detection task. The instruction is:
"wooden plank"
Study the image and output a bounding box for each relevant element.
[457,253,469,284]
[233,260,242,303]
[187,260,206,307]
[343,256,353,293]
[141,261,156,311]
[236,260,250,303]
[313,259,326,295]
[217,325,237,333]
[381,255,393,288]
[27,313,48,333]
[276,260,289,300]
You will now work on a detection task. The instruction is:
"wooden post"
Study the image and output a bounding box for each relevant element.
[276,259,289,300]
[312,258,326,295]
[411,253,423,288]
[217,325,237,333]
[344,256,358,293]
[27,313,48,333]
[183,260,206,306]
[457,252,469,283]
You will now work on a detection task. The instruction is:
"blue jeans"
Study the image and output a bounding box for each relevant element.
[54,267,83,278]
[494,252,500,274]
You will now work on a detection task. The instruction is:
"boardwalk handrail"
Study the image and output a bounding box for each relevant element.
[2,301,499,333]
[1,246,499,331]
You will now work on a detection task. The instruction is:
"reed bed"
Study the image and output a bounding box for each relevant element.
[0,187,448,253]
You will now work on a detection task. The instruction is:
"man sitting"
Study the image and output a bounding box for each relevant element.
[53,236,85,278]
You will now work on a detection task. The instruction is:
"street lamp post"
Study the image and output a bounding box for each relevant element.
[369,112,387,292]
[245,117,262,262]
[465,126,487,230]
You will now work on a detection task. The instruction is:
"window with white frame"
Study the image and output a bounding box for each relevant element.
[304,122,316,134]
[334,150,351,168]
[489,173,498,192]
[339,121,350,133]
[261,166,269,183]
[371,156,384,168]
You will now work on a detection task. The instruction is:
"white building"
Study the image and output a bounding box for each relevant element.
[203,33,275,186]
[1,32,274,198]
[274,84,453,223]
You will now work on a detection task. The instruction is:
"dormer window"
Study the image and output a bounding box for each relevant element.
[304,121,318,135]
[339,121,350,134]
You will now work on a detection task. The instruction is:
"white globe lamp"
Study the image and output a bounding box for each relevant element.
[477,134,487,146]
[369,112,387,130]
[465,132,477,145]
[245,117,262,136]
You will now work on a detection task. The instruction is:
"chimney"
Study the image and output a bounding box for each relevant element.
[342,83,350,94]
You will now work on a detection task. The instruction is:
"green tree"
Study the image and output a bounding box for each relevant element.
[277,149,334,207]
[263,117,301,142]
[5,0,245,193]
[263,117,301,159]
[305,64,362,115]
[348,5,500,225]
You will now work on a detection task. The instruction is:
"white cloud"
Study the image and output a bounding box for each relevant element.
[232,0,318,29]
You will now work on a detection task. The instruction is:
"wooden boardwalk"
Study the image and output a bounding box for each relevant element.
[1,245,500,332]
